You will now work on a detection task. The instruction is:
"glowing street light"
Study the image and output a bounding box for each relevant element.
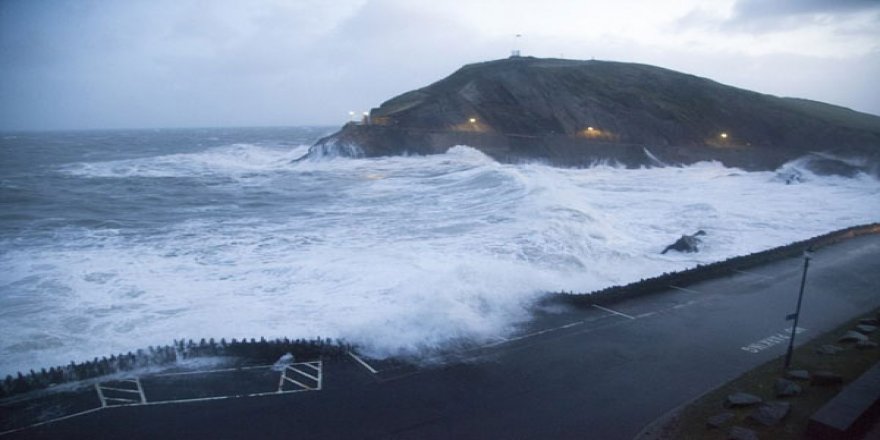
[587,126,595,132]
[720,132,728,139]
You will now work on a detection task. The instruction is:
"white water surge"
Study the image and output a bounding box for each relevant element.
[1,143,879,375]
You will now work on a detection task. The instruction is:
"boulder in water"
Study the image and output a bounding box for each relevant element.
[661,230,706,254]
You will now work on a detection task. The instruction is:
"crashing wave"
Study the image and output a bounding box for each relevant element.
[301,139,364,161]
[775,153,872,183]
[642,147,668,167]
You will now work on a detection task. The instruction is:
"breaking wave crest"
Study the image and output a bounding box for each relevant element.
[61,143,312,178]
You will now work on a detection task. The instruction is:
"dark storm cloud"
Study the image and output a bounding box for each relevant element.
[721,0,880,33]
[732,0,880,19]
[676,0,880,35]
[0,0,499,130]
[1,0,879,130]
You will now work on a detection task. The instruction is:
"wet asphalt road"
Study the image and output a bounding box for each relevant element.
[6,234,880,439]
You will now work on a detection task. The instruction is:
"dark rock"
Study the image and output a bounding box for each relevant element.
[786,369,810,381]
[857,340,878,349]
[661,230,706,254]
[812,371,844,386]
[839,331,869,343]
[816,344,844,355]
[774,378,802,397]
[707,412,735,429]
[728,426,760,440]
[778,169,803,185]
[725,392,763,408]
[311,57,880,173]
[859,318,880,326]
[748,401,791,427]
[856,324,877,334]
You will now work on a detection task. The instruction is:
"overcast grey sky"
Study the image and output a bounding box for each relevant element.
[1,0,878,130]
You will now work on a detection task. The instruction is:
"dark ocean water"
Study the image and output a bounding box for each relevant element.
[1,126,878,375]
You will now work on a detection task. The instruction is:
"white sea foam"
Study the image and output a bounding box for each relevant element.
[1,145,879,374]
[60,143,312,178]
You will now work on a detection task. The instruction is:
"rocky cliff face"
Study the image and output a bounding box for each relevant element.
[311,57,880,172]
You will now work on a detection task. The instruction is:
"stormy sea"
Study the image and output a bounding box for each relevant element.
[1,126,879,376]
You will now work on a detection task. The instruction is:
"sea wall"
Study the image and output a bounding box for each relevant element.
[0,337,351,399]
[556,223,880,306]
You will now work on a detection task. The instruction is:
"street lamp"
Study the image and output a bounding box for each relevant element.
[783,248,813,370]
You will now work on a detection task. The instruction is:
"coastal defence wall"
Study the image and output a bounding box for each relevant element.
[0,338,351,399]
[555,223,880,307]
[3,224,878,399]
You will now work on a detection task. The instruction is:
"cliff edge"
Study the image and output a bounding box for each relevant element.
[311,57,880,172]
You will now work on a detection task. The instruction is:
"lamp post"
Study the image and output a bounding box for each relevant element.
[783,248,813,370]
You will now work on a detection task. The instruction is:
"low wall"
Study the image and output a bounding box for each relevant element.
[0,337,351,399]
[556,223,880,307]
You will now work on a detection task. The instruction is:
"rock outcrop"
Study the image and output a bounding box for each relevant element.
[661,230,706,254]
[310,57,880,173]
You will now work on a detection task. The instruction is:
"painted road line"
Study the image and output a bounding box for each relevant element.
[0,407,104,437]
[671,300,698,310]
[348,351,379,374]
[636,312,657,318]
[134,378,147,404]
[484,325,574,348]
[592,304,636,320]
[155,364,271,377]
[288,365,320,382]
[669,285,702,294]
[94,383,107,408]
[2,384,321,438]
[741,327,807,354]
[97,386,140,394]
[481,315,615,350]
[94,378,145,406]
[3,365,321,437]
[734,269,775,280]
[278,361,323,392]
[136,388,312,406]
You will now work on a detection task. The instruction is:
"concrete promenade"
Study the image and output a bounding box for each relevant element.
[3,234,880,439]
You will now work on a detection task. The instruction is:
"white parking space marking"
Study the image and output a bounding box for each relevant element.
[278,361,322,392]
[95,378,146,407]
[348,351,380,374]
[3,361,328,436]
[669,285,702,294]
[592,304,636,320]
